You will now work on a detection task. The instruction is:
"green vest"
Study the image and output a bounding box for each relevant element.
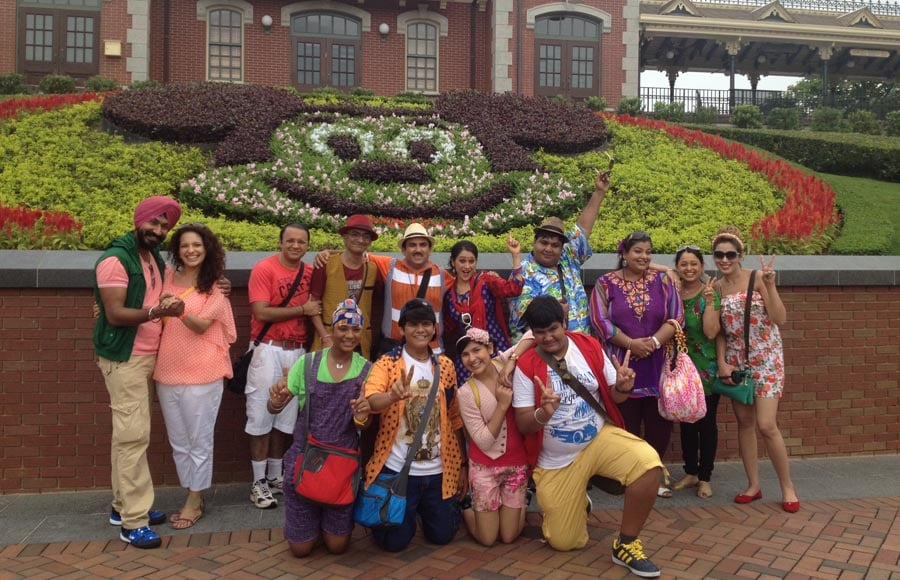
[92,232,165,362]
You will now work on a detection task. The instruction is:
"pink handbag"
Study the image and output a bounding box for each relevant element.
[658,322,707,423]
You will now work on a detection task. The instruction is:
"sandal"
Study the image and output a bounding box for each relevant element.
[672,475,699,491]
[657,486,673,499]
[697,481,713,499]
[171,510,203,530]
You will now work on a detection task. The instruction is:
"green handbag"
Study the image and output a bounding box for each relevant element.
[711,270,756,405]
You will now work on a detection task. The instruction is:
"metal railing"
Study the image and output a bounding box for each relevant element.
[679,0,900,16]
[640,87,791,114]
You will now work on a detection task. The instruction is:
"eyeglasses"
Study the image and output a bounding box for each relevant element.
[713,250,739,261]
[676,245,701,253]
[346,230,373,241]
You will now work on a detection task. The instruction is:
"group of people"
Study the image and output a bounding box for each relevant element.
[93,173,799,578]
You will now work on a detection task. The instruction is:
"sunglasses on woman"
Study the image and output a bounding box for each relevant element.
[713,250,739,261]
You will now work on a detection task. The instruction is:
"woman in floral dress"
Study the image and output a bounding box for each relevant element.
[712,226,799,513]
[590,231,683,497]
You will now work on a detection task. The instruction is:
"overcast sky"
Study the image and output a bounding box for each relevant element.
[641,71,799,92]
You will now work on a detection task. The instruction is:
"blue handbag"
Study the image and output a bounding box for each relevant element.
[353,356,440,528]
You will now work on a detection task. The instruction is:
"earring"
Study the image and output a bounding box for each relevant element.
[622,259,628,267]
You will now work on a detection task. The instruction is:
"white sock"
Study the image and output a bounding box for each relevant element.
[266,458,283,480]
[251,460,267,482]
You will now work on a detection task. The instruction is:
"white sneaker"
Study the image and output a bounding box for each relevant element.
[250,478,278,509]
[267,475,284,495]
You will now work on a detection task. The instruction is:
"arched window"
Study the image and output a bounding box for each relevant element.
[208,8,243,82]
[534,14,602,100]
[291,12,361,90]
[406,22,438,93]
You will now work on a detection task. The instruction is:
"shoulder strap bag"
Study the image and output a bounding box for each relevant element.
[291,350,363,507]
[710,270,756,405]
[227,263,306,394]
[534,347,625,495]
[354,356,441,527]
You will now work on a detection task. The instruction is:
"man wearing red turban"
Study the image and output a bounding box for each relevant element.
[92,196,185,549]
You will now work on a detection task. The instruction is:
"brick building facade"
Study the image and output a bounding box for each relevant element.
[0,253,897,494]
[4,0,636,104]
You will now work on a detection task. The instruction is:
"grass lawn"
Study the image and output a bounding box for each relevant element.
[817,172,900,255]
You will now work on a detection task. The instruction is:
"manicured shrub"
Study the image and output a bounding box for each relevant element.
[616,97,642,116]
[766,107,800,130]
[0,93,102,120]
[84,76,118,92]
[350,87,375,97]
[730,104,763,129]
[408,139,437,163]
[326,133,362,161]
[692,106,719,125]
[584,96,607,112]
[653,101,685,122]
[394,91,432,105]
[846,110,882,135]
[887,111,900,137]
[39,74,77,94]
[692,125,900,182]
[810,107,847,132]
[128,80,161,90]
[0,73,27,95]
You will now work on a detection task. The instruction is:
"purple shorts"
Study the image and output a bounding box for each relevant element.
[282,456,354,543]
[469,460,528,512]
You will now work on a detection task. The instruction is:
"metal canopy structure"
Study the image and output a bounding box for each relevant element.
[640,0,900,107]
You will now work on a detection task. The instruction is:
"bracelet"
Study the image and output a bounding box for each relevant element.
[534,408,549,425]
[651,336,661,350]
[508,353,518,361]
[353,416,368,427]
[626,338,632,350]
[147,306,155,320]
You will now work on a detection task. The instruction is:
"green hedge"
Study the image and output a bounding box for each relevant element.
[689,125,900,183]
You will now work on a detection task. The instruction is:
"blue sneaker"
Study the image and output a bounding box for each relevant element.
[119,526,162,549]
[109,508,166,526]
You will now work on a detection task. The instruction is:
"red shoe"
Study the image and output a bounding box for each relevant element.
[734,490,763,504]
[782,501,800,513]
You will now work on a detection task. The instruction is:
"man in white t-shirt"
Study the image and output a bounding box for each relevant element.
[512,296,665,578]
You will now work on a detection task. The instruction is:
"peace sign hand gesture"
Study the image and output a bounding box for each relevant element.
[702,276,715,299]
[610,350,636,396]
[760,255,777,286]
[350,381,371,424]
[535,375,561,417]
[389,368,414,404]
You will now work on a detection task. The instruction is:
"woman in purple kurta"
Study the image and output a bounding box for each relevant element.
[590,232,683,497]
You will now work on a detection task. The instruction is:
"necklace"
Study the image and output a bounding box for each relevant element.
[330,352,351,369]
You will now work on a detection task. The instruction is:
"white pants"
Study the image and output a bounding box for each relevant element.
[244,342,304,436]
[157,380,224,492]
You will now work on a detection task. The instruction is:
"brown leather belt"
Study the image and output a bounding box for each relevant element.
[266,339,307,351]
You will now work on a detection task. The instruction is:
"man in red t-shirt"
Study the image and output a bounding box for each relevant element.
[245,223,321,509]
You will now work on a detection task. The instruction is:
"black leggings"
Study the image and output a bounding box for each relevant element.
[678,394,721,481]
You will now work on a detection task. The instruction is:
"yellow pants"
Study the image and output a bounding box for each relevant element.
[98,355,156,529]
[533,424,665,551]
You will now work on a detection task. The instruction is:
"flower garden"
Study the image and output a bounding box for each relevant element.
[0,84,842,254]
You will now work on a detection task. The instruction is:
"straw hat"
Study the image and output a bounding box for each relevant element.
[398,223,435,248]
[534,217,569,243]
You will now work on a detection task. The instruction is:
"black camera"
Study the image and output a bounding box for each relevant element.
[730,370,748,383]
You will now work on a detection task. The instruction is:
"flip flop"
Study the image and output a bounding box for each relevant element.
[171,511,203,530]
[672,475,699,491]
[657,486,673,499]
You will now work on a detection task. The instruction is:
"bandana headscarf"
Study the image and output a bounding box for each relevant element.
[133,196,182,230]
[332,298,364,328]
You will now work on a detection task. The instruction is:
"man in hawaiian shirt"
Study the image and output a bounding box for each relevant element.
[510,171,610,340]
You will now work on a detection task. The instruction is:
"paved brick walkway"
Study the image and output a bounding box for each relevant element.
[2,497,897,579]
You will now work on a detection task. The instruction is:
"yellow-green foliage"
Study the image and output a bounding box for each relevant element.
[0,102,207,248]
[538,121,781,253]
